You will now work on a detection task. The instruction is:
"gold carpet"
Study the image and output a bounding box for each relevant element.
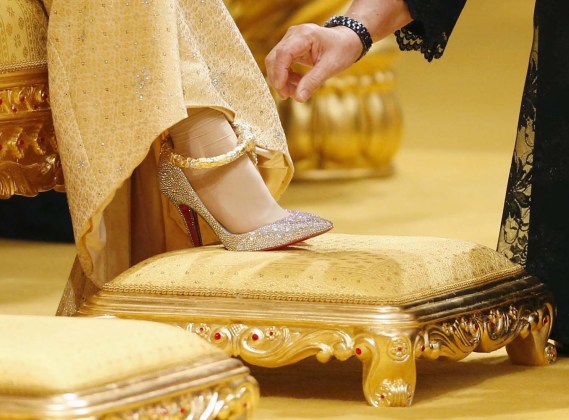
[1,0,568,418]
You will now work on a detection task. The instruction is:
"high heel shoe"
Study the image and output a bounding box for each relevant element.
[158,123,333,251]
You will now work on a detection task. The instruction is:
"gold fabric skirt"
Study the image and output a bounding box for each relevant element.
[46,0,292,313]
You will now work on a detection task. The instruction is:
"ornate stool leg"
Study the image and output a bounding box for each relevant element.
[506,303,557,366]
[354,332,416,407]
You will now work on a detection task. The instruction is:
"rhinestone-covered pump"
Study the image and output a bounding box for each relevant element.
[158,125,333,251]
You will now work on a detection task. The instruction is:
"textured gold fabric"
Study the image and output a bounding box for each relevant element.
[41,0,51,13]
[46,1,291,296]
[0,0,47,72]
[105,233,521,305]
[0,315,221,396]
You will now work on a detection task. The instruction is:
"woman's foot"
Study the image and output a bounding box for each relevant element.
[169,108,288,234]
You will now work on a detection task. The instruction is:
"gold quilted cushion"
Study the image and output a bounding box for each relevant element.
[0,0,48,72]
[105,233,521,305]
[0,315,222,396]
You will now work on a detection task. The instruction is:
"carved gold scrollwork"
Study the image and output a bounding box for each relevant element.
[187,321,418,407]
[186,322,355,366]
[416,300,556,363]
[354,333,416,407]
[0,68,63,198]
[107,376,258,420]
[376,379,414,408]
[506,302,557,366]
[80,284,556,409]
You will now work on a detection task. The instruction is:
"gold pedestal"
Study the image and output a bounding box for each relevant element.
[79,234,557,408]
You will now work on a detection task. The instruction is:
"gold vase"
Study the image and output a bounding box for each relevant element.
[225,0,402,180]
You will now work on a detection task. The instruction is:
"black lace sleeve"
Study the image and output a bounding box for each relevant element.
[395,0,467,61]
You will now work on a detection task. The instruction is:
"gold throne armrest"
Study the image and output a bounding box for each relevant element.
[0,0,62,199]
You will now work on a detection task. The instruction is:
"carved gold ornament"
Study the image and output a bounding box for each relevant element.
[0,67,63,198]
[80,273,557,408]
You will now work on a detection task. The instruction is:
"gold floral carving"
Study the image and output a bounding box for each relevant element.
[80,275,557,408]
[188,321,416,407]
[0,67,63,198]
[417,301,556,365]
[376,379,414,407]
[180,300,555,407]
[110,377,258,420]
[189,323,356,365]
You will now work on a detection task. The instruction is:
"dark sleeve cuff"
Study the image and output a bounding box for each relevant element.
[395,0,466,61]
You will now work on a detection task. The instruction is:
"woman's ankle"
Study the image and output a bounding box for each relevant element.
[169,109,287,233]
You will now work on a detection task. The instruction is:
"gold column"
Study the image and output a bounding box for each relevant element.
[226,0,402,180]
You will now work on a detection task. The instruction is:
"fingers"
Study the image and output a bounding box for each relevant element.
[279,71,302,100]
[294,58,338,103]
[266,25,317,97]
[293,27,362,102]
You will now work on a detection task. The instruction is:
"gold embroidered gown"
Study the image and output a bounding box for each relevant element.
[44,0,293,314]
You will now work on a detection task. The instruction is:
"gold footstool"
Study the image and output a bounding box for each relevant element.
[0,315,258,419]
[78,234,557,408]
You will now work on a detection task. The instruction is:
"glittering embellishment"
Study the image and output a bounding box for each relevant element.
[158,143,333,252]
[165,122,258,169]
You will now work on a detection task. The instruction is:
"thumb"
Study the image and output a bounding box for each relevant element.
[295,59,337,103]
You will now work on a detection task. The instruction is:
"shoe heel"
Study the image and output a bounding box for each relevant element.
[177,204,203,247]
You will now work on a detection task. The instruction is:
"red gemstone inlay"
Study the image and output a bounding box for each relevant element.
[252,333,259,341]
[380,394,386,400]
[12,106,17,113]
[421,345,426,352]
[17,139,24,148]
[544,316,549,325]
[397,346,403,352]
[269,331,274,336]
[214,332,221,340]
[355,348,362,355]
[199,327,204,332]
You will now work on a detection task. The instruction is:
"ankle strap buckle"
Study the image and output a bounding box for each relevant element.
[164,122,258,169]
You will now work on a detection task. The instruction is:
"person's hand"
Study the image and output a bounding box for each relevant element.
[266,24,363,103]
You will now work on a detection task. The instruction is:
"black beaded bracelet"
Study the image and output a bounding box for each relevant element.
[324,15,373,61]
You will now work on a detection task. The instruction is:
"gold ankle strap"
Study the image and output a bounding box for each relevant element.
[164,122,258,169]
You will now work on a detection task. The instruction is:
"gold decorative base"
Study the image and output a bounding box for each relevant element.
[0,67,63,198]
[79,274,556,408]
[0,356,258,419]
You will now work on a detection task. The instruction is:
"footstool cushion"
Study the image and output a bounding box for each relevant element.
[0,315,258,418]
[80,233,557,407]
